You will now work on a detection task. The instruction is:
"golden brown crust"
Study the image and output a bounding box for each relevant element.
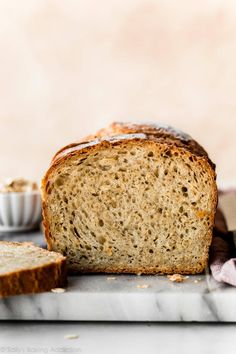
[42,122,218,275]
[0,242,67,298]
[52,122,215,169]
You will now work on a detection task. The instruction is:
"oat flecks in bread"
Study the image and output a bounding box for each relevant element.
[42,122,217,275]
[0,242,67,298]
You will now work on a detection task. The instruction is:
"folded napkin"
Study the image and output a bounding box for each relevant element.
[210,206,236,286]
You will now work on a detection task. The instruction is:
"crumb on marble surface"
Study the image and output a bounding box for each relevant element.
[137,284,150,289]
[194,278,202,283]
[107,277,116,280]
[167,274,185,283]
[64,334,79,340]
[51,288,66,293]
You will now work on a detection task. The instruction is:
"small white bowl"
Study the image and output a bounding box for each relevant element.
[0,191,42,232]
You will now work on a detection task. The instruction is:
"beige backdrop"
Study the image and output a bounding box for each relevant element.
[0,0,236,187]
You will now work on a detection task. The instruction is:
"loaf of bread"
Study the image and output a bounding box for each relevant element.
[42,122,217,275]
[0,242,67,297]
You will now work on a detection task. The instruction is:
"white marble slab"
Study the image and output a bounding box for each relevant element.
[0,272,235,322]
[1,229,236,322]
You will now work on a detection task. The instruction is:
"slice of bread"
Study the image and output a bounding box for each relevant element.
[0,242,67,297]
[42,122,217,275]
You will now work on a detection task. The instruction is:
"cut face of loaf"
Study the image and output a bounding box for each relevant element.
[0,242,67,297]
[42,126,217,275]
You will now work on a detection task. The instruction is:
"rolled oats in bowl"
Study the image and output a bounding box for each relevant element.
[0,178,42,232]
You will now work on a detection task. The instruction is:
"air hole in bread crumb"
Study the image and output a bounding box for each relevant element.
[73,227,80,237]
[97,236,106,244]
[99,219,104,227]
[100,165,111,171]
[111,201,117,208]
[63,196,68,203]
[80,255,88,260]
[55,177,64,187]
[148,151,154,157]
[182,187,188,193]
[154,168,159,178]
[165,150,172,157]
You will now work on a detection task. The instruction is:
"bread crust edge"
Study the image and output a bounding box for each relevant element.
[0,243,67,298]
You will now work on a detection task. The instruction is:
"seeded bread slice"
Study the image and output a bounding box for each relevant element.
[0,242,67,297]
[42,122,217,275]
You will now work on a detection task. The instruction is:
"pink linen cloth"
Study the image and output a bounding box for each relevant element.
[210,207,236,286]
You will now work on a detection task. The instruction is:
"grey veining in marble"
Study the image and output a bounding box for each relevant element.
[0,273,235,322]
[0,231,235,322]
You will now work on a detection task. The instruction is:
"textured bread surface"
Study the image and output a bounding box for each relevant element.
[0,242,67,297]
[42,122,217,275]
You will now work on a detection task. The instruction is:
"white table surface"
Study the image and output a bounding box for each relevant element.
[0,322,236,354]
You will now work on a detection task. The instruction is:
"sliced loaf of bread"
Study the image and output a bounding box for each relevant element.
[42,122,217,275]
[0,242,67,297]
